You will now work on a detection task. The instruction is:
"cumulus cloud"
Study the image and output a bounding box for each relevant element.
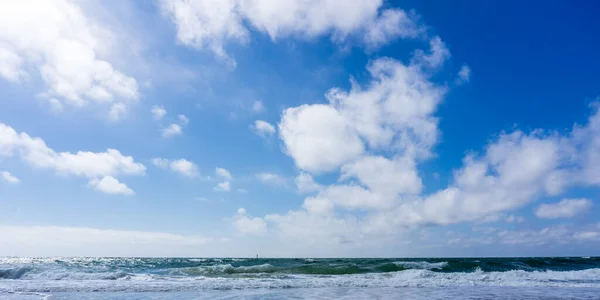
[0,0,138,117]
[295,172,321,193]
[214,181,231,192]
[535,198,593,219]
[1,171,20,184]
[233,208,267,235]
[215,167,233,180]
[247,27,600,249]
[152,105,167,120]
[161,0,425,64]
[456,64,471,85]
[0,123,144,194]
[88,176,134,195]
[161,123,182,138]
[178,114,189,124]
[152,158,198,177]
[108,103,127,121]
[256,172,287,186]
[279,104,364,173]
[252,100,265,112]
[252,120,276,137]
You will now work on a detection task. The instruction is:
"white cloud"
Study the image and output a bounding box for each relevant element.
[0,225,212,257]
[535,198,593,219]
[1,171,20,184]
[162,124,182,138]
[88,176,134,195]
[48,98,64,113]
[252,100,265,112]
[341,155,422,196]
[0,47,27,82]
[0,123,144,194]
[279,104,364,173]
[108,103,127,121]
[505,215,525,224]
[573,231,600,240]
[0,0,138,117]
[233,208,266,235]
[256,172,287,186]
[280,39,448,175]
[456,64,471,85]
[295,172,321,193]
[215,167,232,180]
[256,29,600,250]
[252,120,276,137]
[363,9,424,50]
[178,114,189,124]
[152,158,198,177]
[152,105,167,120]
[160,0,248,65]
[411,36,451,69]
[214,181,231,192]
[161,0,424,64]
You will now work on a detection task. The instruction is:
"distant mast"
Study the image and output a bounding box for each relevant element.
[256,254,258,259]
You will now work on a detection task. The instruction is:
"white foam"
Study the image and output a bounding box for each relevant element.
[393,261,448,270]
[1,268,599,293]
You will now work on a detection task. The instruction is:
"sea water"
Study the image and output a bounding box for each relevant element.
[1,257,599,299]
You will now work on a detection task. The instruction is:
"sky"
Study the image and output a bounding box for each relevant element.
[0,0,599,257]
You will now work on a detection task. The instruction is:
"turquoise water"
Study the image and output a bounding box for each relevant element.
[1,257,600,299]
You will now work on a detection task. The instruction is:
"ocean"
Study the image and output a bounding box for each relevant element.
[1,257,599,299]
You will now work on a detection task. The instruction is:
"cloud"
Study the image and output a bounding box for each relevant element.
[108,103,127,121]
[162,123,182,138]
[295,172,321,193]
[252,120,276,137]
[251,26,600,250]
[505,215,525,224]
[215,167,232,180]
[279,104,364,173]
[152,158,198,177]
[1,171,20,184]
[48,98,64,113]
[455,64,471,85]
[0,0,138,117]
[535,198,593,219]
[573,231,600,240]
[279,38,447,175]
[178,114,189,124]
[363,9,424,50]
[152,105,167,120]
[0,123,144,194]
[341,155,422,196]
[88,176,134,195]
[0,225,212,257]
[161,0,425,64]
[233,208,266,235]
[256,172,287,186]
[160,0,248,65]
[252,100,265,112]
[214,181,231,192]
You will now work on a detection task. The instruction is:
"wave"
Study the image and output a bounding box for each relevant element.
[172,264,282,276]
[0,267,130,280]
[1,268,599,293]
[394,261,448,270]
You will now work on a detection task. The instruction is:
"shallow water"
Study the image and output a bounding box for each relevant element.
[1,257,599,299]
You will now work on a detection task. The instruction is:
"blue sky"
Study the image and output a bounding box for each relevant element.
[0,0,599,257]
